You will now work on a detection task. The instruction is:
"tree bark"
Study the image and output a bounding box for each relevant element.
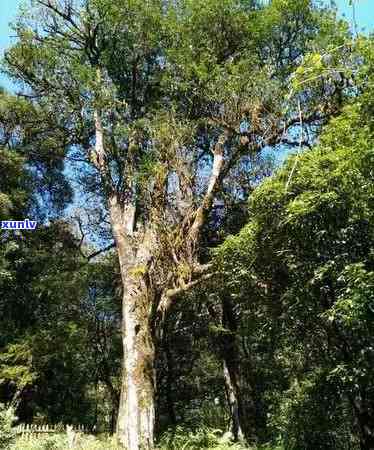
[94,106,157,449]
[108,197,156,450]
[116,279,156,450]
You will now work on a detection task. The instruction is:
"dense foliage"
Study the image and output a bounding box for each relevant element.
[216,98,374,449]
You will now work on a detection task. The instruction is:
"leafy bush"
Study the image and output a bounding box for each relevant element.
[268,375,359,450]
[157,426,249,450]
[0,404,16,449]
[10,434,65,450]
[10,433,120,450]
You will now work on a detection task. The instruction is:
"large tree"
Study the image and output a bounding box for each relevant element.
[3,0,352,447]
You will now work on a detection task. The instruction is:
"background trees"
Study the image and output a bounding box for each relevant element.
[216,61,374,448]
[0,87,121,432]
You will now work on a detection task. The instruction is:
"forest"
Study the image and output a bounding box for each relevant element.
[0,0,373,449]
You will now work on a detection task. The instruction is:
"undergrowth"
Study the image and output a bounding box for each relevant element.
[8,427,284,449]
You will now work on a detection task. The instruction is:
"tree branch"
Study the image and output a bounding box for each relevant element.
[165,272,217,302]
[36,0,82,35]
[85,243,116,261]
[187,134,226,244]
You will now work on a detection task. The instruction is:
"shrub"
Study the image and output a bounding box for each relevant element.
[268,376,359,450]
[157,426,249,450]
[10,434,66,450]
[10,433,120,450]
[0,403,17,449]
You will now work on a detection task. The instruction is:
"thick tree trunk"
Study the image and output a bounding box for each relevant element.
[94,107,157,448]
[108,197,156,450]
[116,282,156,450]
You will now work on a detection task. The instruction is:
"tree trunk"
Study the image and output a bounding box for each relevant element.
[223,359,245,442]
[210,296,256,444]
[116,282,156,450]
[94,104,158,448]
[109,197,156,450]
[105,379,119,434]
[221,335,257,444]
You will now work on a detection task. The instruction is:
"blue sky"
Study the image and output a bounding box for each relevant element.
[0,0,373,90]
[338,0,373,31]
[0,0,24,90]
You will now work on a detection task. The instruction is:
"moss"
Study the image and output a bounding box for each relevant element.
[129,265,147,278]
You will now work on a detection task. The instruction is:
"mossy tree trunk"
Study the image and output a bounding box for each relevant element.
[116,279,156,450]
[109,196,157,450]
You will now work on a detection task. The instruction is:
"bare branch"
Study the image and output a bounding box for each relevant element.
[187,134,226,243]
[285,100,304,192]
[192,263,213,275]
[85,243,116,261]
[165,272,217,302]
[76,216,86,254]
[36,0,82,34]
